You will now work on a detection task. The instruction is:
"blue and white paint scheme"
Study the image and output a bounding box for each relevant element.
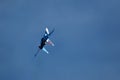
[34,27,55,57]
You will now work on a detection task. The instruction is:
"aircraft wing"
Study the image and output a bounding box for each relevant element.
[46,39,55,46]
[42,47,49,54]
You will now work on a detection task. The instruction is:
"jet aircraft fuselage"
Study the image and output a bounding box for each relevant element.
[34,27,54,57]
[39,35,49,49]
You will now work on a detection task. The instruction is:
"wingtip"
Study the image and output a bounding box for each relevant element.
[52,44,55,46]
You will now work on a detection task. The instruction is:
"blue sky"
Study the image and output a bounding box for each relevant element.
[0,0,120,80]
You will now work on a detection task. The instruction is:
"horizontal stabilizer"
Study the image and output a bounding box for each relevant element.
[45,27,49,35]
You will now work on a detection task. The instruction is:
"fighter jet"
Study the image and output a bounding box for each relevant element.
[34,27,55,57]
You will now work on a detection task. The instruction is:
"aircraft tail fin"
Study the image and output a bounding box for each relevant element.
[45,27,49,35]
[45,27,55,36]
[49,28,55,36]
